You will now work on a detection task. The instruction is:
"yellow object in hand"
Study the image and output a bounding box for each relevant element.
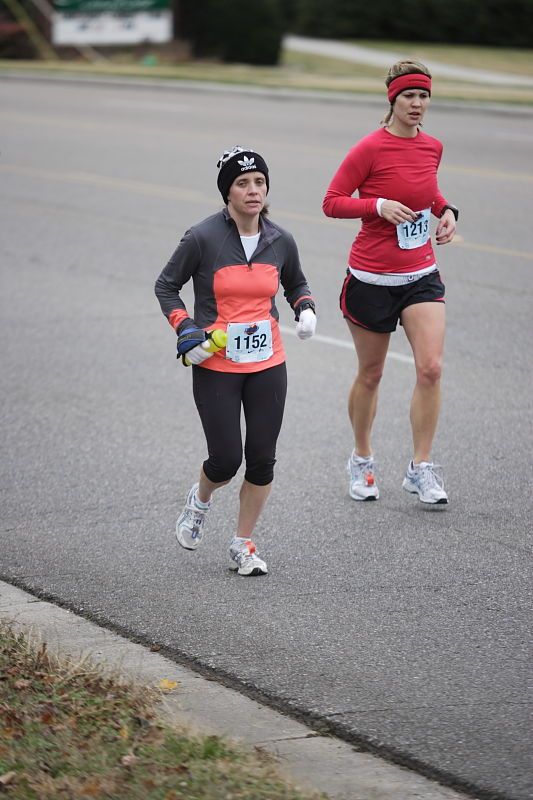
[183,329,227,366]
[205,329,228,352]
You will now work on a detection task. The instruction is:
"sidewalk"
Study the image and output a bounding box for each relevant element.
[0,579,474,800]
[285,35,533,88]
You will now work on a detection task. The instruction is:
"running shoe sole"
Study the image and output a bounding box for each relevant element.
[349,488,379,501]
[229,562,268,577]
[402,478,448,504]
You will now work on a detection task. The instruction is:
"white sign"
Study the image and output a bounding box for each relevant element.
[52,10,172,45]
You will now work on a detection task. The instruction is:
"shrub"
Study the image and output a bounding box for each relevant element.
[179,0,286,65]
[291,0,533,47]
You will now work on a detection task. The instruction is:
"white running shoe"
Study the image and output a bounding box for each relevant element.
[229,537,268,576]
[347,454,379,501]
[402,461,448,505]
[175,483,210,550]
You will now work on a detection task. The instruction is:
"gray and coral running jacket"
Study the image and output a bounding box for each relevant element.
[155,208,314,373]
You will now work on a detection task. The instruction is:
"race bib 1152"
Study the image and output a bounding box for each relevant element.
[225,320,273,363]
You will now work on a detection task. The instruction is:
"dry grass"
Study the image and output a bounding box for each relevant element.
[1,40,533,105]
[348,40,533,76]
[0,623,325,800]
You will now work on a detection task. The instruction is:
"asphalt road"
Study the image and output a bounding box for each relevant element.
[1,76,532,800]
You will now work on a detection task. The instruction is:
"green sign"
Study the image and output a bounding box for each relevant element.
[54,0,169,13]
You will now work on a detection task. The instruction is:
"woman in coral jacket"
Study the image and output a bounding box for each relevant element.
[323,61,458,506]
[155,146,316,576]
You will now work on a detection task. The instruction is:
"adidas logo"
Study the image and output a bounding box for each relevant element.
[217,145,251,169]
[238,155,256,172]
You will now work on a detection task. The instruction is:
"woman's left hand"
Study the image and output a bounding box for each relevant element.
[435,209,457,245]
[296,308,317,340]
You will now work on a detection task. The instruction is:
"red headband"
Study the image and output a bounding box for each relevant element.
[387,73,432,103]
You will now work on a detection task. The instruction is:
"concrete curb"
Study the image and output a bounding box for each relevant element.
[1,68,533,117]
[0,579,474,800]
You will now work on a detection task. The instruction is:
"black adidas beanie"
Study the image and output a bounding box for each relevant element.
[217,146,269,203]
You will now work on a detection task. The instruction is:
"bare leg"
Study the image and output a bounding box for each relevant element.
[197,468,229,504]
[197,474,271,539]
[401,302,446,464]
[346,320,390,456]
[237,480,272,538]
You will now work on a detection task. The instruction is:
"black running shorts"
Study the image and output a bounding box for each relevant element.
[340,270,445,334]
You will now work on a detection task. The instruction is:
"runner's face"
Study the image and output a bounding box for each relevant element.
[393,89,431,129]
[227,172,267,218]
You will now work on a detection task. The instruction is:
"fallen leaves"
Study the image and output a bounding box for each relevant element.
[119,725,130,740]
[13,679,31,690]
[0,623,320,800]
[159,679,178,693]
[120,753,139,767]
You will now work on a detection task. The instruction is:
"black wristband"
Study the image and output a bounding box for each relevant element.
[176,317,196,335]
[294,300,316,321]
[441,204,459,221]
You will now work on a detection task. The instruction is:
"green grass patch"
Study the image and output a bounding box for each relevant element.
[347,40,533,76]
[0,623,325,800]
[1,39,533,106]
[281,48,533,104]
[282,50,383,79]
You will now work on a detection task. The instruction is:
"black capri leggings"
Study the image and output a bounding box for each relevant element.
[192,362,287,486]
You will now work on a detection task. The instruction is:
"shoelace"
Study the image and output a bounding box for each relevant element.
[183,503,207,534]
[350,458,376,485]
[232,540,257,565]
[363,469,375,487]
[416,464,444,491]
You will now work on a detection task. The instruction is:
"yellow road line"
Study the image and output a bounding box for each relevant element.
[0,163,207,203]
[444,164,533,182]
[2,109,533,183]
[450,239,533,260]
[2,163,532,261]
[0,111,533,183]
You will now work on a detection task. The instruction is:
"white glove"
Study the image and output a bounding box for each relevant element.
[296,308,316,340]
[184,341,215,365]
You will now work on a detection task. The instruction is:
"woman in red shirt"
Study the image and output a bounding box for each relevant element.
[323,60,458,505]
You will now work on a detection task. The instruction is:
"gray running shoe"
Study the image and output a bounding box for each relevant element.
[347,455,379,500]
[229,537,268,576]
[176,483,210,549]
[402,461,448,504]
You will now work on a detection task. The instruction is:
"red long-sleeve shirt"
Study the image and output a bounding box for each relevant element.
[323,127,450,274]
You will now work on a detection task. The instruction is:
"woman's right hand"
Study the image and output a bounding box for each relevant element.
[380,200,420,226]
[176,321,206,357]
[183,342,214,365]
